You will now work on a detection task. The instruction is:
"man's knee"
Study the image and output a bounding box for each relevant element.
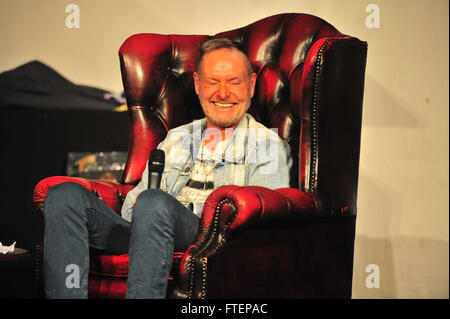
[44,182,91,216]
[131,189,175,223]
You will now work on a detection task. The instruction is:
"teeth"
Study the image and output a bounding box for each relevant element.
[214,102,234,107]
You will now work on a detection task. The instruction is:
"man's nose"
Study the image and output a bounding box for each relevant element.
[218,82,230,100]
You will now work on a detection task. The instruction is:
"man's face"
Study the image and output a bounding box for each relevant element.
[193,48,257,129]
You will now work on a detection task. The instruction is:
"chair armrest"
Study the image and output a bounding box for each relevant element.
[199,185,317,237]
[33,176,134,214]
[172,185,318,298]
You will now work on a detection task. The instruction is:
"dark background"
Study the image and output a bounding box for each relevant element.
[0,107,129,252]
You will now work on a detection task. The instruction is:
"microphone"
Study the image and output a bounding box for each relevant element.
[148,149,165,189]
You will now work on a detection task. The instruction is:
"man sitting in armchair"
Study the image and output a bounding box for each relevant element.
[43,38,292,298]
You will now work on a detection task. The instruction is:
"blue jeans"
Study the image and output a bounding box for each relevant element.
[43,182,199,299]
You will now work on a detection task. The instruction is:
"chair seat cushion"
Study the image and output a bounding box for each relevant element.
[89,252,185,278]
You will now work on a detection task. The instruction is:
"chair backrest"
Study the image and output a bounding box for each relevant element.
[119,13,367,216]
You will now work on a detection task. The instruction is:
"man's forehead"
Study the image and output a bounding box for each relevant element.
[198,47,251,75]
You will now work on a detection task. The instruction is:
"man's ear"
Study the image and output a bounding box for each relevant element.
[193,72,200,95]
[250,72,257,97]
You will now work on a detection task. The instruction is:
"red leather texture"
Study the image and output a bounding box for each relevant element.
[88,252,184,298]
[33,12,367,298]
[33,176,134,214]
[175,186,318,298]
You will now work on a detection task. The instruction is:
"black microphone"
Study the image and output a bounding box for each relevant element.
[148,149,165,189]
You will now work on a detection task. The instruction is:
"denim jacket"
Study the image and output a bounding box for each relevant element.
[121,113,292,222]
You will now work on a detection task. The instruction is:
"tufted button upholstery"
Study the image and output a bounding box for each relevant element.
[119,13,355,188]
[33,13,367,299]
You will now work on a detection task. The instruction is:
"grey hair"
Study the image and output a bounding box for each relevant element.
[196,38,253,77]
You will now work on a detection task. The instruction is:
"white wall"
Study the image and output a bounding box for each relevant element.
[0,0,448,298]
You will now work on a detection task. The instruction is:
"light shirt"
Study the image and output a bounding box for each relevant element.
[175,137,228,209]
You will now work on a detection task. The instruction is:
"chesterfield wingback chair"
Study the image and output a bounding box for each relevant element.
[33,13,367,298]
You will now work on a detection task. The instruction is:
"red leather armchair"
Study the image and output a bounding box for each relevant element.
[33,13,367,298]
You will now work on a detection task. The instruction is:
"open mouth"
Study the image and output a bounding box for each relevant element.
[212,102,236,108]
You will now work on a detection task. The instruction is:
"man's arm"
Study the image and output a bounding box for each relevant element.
[246,137,292,189]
